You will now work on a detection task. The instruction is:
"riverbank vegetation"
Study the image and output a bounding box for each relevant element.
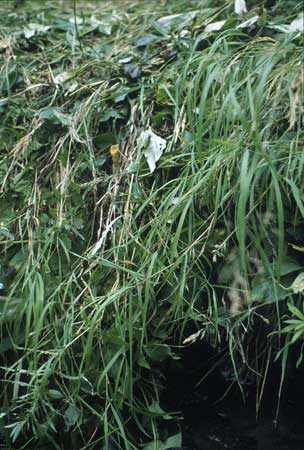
[0,1,303,448]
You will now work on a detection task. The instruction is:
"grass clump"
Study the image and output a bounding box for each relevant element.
[0,0,303,448]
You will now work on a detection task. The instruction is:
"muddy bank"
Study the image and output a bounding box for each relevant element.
[162,342,304,450]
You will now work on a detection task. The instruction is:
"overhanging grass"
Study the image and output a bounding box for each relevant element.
[0,1,303,448]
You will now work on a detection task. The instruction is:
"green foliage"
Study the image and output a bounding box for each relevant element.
[0,0,303,448]
[282,302,304,350]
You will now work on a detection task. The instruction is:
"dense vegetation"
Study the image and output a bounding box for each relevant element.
[0,0,303,448]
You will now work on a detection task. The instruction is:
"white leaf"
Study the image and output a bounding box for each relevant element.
[267,24,291,33]
[268,14,304,33]
[180,29,190,37]
[171,197,180,205]
[138,128,166,173]
[24,23,50,39]
[67,81,78,93]
[291,273,304,294]
[157,11,197,28]
[54,71,69,85]
[0,38,11,49]
[89,15,101,27]
[205,20,226,32]
[183,330,203,344]
[118,57,133,64]
[235,0,247,15]
[69,16,84,25]
[89,216,122,256]
[24,28,35,39]
[289,13,304,32]
[237,15,259,29]
[157,13,183,27]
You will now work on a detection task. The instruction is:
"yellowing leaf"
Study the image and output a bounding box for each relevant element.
[110,144,120,173]
[110,144,119,160]
[290,244,304,252]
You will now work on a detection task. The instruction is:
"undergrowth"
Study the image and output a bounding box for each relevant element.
[0,0,303,449]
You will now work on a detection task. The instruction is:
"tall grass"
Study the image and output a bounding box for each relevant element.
[0,0,303,448]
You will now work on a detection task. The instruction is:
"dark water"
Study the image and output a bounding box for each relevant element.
[180,394,304,450]
[163,342,304,450]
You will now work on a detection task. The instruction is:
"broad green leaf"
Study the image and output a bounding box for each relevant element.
[145,344,172,362]
[251,280,288,303]
[64,405,80,430]
[143,433,182,450]
[48,389,63,400]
